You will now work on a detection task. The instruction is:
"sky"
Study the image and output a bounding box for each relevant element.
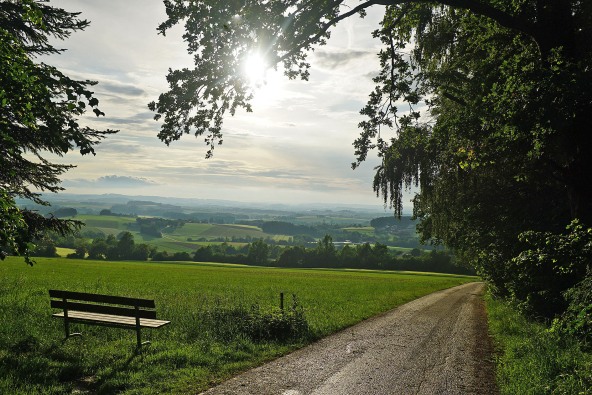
[42,0,414,211]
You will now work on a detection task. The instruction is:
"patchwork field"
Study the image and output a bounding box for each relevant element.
[341,226,375,236]
[292,215,373,226]
[75,215,284,253]
[0,257,474,394]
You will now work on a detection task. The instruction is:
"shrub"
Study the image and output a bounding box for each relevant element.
[31,243,58,258]
[245,296,309,342]
[200,295,310,343]
[507,220,592,317]
[551,268,592,350]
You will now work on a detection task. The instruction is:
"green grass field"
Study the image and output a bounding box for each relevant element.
[173,223,265,238]
[0,256,475,394]
[55,247,75,257]
[341,226,375,236]
[76,214,137,229]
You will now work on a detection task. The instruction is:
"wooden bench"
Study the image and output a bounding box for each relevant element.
[49,290,170,349]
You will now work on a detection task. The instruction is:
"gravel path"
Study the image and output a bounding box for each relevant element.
[200,282,497,395]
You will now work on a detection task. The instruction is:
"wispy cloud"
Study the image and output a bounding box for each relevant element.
[314,49,375,69]
[64,175,157,188]
[98,81,146,97]
[99,141,143,154]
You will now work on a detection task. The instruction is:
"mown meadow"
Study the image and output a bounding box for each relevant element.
[0,257,474,394]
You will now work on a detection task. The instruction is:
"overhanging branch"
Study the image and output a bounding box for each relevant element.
[280,0,538,65]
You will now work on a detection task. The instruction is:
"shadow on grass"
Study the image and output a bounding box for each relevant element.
[1,334,141,394]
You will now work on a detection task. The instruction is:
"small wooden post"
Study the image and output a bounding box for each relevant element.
[280,292,284,311]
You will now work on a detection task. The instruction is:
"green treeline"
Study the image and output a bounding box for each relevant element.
[35,231,154,261]
[34,231,472,275]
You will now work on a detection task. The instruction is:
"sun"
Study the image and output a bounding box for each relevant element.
[242,53,268,87]
[241,51,284,107]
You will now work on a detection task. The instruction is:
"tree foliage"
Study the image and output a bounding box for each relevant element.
[0,0,116,263]
[153,0,592,317]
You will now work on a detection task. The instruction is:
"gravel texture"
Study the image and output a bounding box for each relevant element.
[200,282,497,395]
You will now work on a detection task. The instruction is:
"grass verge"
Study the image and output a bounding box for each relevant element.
[485,292,592,394]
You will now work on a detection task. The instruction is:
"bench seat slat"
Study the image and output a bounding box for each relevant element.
[52,311,170,328]
[50,300,157,319]
[49,290,155,308]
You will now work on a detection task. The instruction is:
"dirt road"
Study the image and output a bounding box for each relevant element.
[200,282,497,395]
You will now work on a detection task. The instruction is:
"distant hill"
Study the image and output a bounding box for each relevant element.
[16,193,399,224]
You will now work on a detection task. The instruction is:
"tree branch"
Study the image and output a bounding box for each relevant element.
[378,0,535,38]
[279,0,377,63]
[279,0,538,65]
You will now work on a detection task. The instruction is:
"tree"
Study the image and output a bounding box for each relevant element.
[88,237,109,260]
[0,0,116,263]
[315,234,337,266]
[372,242,390,264]
[193,245,214,262]
[150,1,590,211]
[409,248,421,257]
[131,243,151,261]
[153,0,591,316]
[355,242,373,267]
[277,245,308,267]
[31,239,58,258]
[316,234,336,255]
[358,2,591,311]
[339,244,358,267]
[115,231,135,260]
[247,239,270,265]
[150,0,591,218]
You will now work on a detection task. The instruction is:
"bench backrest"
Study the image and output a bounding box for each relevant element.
[49,290,157,319]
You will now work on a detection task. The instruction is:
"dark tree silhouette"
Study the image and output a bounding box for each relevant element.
[0,0,116,263]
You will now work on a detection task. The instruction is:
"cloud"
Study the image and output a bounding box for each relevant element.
[329,98,366,113]
[91,116,148,126]
[363,71,380,80]
[314,49,375,69]
[64,175,157,188]
[99,141,143,154]
[98,175,155,185]
[98,81,146,96]
[90,111,154,126]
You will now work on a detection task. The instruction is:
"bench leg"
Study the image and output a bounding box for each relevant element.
[63,318,81,340]
[135,328,151,351]
[62,302,81,339]
[64,316,69,338]
[134,306,151,350]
